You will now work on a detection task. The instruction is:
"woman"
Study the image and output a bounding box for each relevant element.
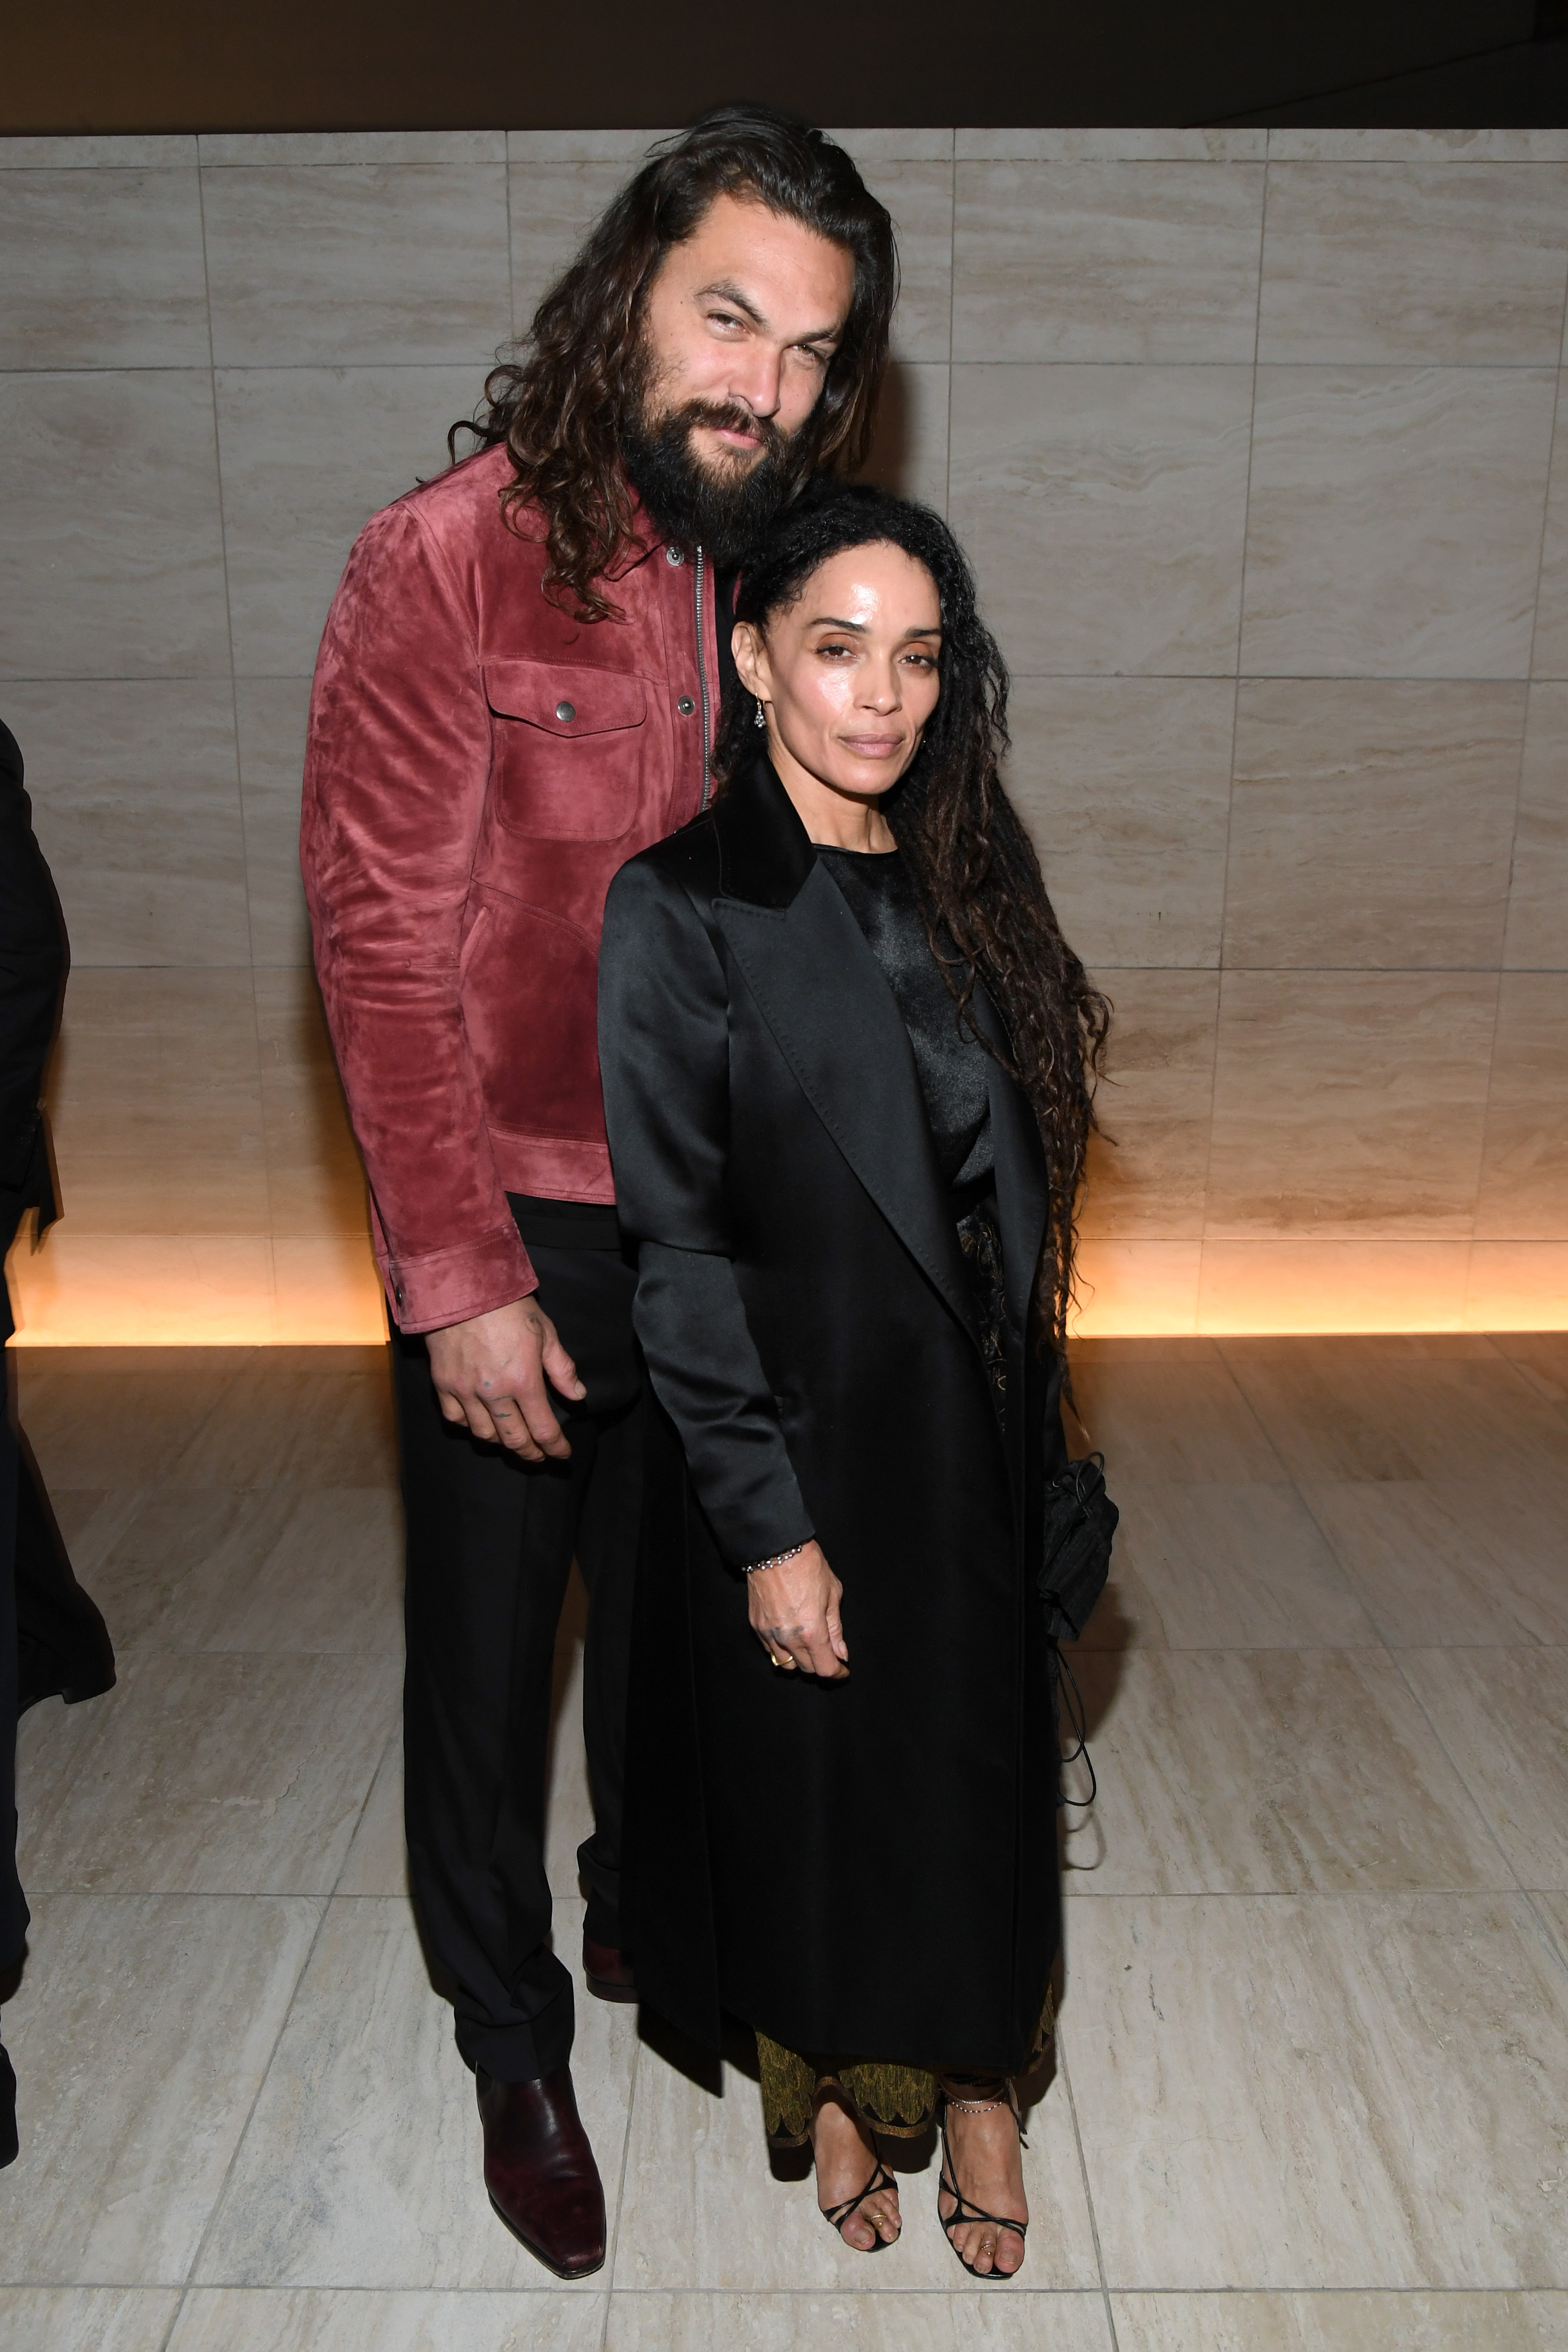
[597,483,1108,2275]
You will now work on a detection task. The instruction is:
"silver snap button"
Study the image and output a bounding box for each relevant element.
[665,546,685,565]
[555,700,575,723]
[677,696,695,716]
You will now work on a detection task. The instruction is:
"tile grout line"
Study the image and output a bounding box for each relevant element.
[1055,2027,1122,2349]
[943,131,956,515]
[193,151,278,1336]
[1193,159,1272,1332]
[168,1890,334,2312]
[600,2028,641,2332]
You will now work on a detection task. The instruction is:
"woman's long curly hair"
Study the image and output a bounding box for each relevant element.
[713,482,1112,1358]
[451,107,896,623]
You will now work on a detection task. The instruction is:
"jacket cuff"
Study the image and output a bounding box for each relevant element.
[381,1229,538,1335]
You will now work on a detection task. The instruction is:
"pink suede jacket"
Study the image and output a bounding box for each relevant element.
[300,444,717,1332]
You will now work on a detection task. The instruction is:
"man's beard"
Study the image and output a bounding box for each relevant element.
[620,396,802,567]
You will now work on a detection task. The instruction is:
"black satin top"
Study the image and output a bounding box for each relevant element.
[815,844,993,1192]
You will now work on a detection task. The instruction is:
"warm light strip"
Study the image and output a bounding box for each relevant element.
[7,1231,1568,1344]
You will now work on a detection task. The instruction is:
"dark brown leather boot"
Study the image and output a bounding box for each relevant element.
[476,2065,606,2277]
[582,1934,638,2004]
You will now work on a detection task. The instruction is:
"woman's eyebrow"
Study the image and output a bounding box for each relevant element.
[805,614,943,637]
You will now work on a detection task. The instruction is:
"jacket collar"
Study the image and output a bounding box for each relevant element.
[711,754,821,911]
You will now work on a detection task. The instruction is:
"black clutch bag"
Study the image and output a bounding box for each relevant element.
[1036,1451,1118,1643]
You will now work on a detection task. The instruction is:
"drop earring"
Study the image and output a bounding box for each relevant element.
[753,698,766,730]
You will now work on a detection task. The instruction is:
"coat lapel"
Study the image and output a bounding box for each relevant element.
[712,760,980,1345]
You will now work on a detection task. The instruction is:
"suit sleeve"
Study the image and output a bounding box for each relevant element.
[299,502,536,1332]
[599,856,813,1565]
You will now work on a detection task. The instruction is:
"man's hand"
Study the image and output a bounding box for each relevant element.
[745,1540,848,1679]
[426,1297,586,1460]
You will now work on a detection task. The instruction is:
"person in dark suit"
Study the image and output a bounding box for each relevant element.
[0,716,116,2167]
[598,485,1110,2277]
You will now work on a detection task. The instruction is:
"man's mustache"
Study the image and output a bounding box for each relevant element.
[672,399,790,460]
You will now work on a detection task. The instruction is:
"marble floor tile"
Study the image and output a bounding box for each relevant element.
[201,162,511,367]
[0,368,230,682]
[43,1486,148,1584]
[1112,2289,1568,2350]
[1513,1355,1568,1410]
[953,156,1264,363]
[0,2289,182,2352]
[1301,1477,1568,1648]
[1065,1359,1287,1484]
[612,2036,1099,2293]
[1399,1648,1568,1890]
[1065,1892,1568,2289]
[1076,971,1220,1243]
[1536,1892,1568,1971]
[235,675,314,969]
[948,361,1254,675]
[1256,162,1568,366]
[86,1485,403,1655]
[16,1649,400,1894]
[5,677,252,971]
[1205,970,1497,1243]
[0,164,207,369]
[216,364,482,674]
[195,1896,634,2288]
[16,1355,252,1489]
[509,158,647,333]
[1006,678,1234,971]
[334,1730,406,1897]
[167,2286,607,2350]
[1240,366,1557,680]
[168,1346,398,1486]
[606,2289,1115,2348]
[1063,1648,1508,1896]
[857,358,951,513]
[1223,677,1523,973]
[0,1891,319,2284]
[844,156,954,366]
[1476,975,1568,1242]
[1228,1354,1568,1485]
[1070,1481,1378,1651]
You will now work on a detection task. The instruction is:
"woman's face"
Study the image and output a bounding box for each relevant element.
[734,542,943,802]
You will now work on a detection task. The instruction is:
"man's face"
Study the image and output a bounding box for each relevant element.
[622,191,856,555]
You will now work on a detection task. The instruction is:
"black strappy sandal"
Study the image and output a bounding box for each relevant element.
[937,2077,1028,2280]
[820,2154,901,2252]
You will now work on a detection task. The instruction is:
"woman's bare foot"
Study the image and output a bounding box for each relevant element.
[940,2097,1028,2276]
[810,2088,901,2250]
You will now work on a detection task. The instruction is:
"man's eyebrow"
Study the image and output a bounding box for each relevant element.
[806,614,943,636]
[697,278,844,345]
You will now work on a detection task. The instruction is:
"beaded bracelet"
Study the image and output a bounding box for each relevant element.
[742,1542,807,1574]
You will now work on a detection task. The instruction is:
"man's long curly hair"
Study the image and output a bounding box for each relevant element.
[451,107,896,623]
[712,483,1112,1358]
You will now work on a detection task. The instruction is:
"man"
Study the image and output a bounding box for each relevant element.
[0,717,116,2169]
[301,106,894,2277]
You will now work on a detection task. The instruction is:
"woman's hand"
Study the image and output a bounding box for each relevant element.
[746,1541,849,1679]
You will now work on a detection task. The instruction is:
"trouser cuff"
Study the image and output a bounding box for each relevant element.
[456,1985,574,2085]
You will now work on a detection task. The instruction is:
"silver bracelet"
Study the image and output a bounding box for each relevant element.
[742,1542,807,1574]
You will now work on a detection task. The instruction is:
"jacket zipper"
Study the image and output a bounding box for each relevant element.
[694,543,712,810]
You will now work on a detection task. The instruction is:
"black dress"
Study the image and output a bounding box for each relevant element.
[597,755,1065,2089]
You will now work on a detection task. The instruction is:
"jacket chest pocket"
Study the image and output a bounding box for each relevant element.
[483,660,650,841]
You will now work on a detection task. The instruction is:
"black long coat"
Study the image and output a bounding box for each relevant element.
[597,757,1065,2071]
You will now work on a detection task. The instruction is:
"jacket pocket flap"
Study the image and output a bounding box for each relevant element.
[483,661,647,737]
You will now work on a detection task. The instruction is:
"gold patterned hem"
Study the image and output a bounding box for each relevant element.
[756,1987,1056,2149]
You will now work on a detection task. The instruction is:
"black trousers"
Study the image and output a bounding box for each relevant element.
[394,1231,644,2083]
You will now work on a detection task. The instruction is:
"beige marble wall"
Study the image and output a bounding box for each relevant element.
[1,127,1565,1339]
